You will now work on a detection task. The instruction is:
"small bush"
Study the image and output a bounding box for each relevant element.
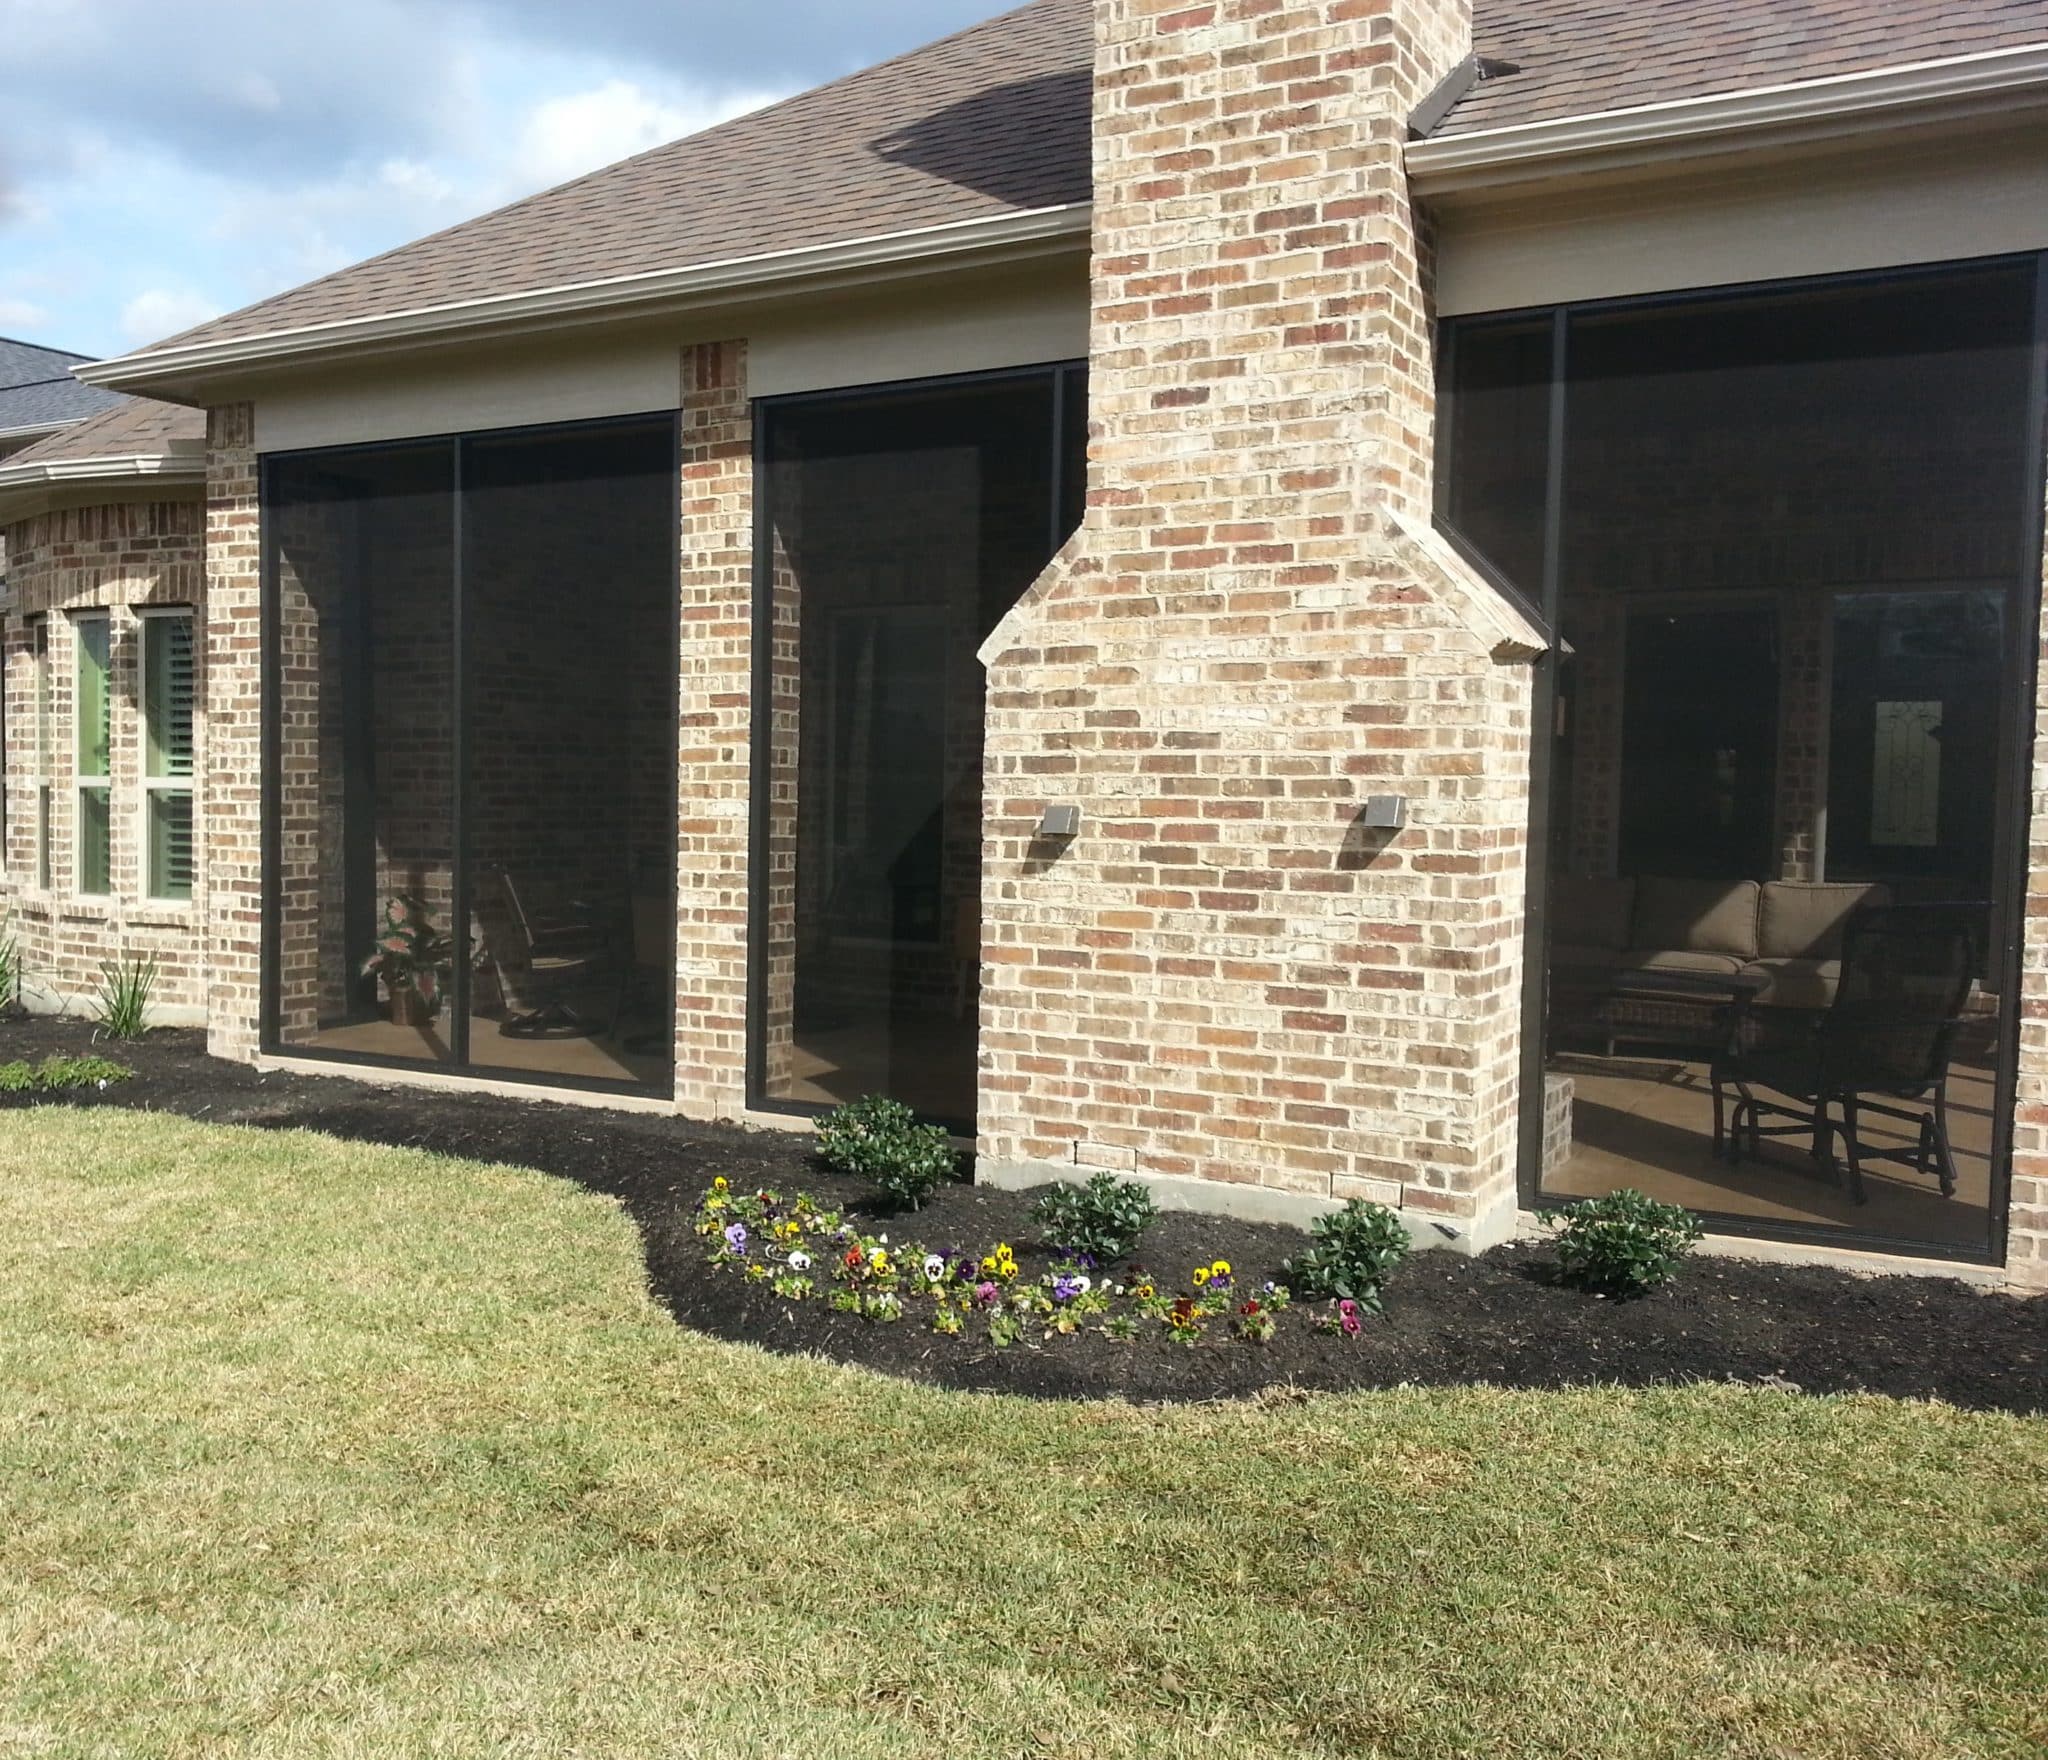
[1281,1199,1412,1312]
[93,954,158,1040]
[814,1095,959,1211]
[1031,1172,1159,1265]
[1539,1188,1703,1297]
[0,1054,133,1094]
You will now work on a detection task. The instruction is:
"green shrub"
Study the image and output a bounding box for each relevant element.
[92,953,157,1040]
[1280,1199,1412,1312]
[813,1095,958,1211]
[0,1054,133,1094]
[1030,1172,1159,1265]
[1539,1188,1703,1297]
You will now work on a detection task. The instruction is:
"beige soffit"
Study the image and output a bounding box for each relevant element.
[78,204,1093,398]
[1408,43,2048,193]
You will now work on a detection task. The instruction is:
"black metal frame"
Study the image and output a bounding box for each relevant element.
[259,409,684,1100]
[743,358,1088,1131]
[1436,252,2048,1266]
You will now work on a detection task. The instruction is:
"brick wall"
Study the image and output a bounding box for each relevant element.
[0,496,207,1020]
[2004,475,2048,1292]
[978,0,1541,1245]
[204,404,263,1059]
[673,341,755,1117]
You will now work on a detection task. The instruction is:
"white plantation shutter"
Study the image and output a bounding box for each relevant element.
[146,614,196,779]
[144,613,197,900]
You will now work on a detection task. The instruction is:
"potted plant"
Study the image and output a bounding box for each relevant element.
[360,895,454,1027]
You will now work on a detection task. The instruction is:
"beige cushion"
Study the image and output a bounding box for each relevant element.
[1551,876,1636,952]
[1630,877,1760,960]
[1740,957,1840,1011]
[1756,880,1890,960]
[1624,949,1747,979]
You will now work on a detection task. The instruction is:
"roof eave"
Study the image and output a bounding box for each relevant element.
[79,201,1095,403]
[0,448,206,528]
[1407,42,2048,194]
[0,417,72,445]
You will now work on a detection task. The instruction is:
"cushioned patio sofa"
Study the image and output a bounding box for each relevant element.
[1550,877,1891,1046]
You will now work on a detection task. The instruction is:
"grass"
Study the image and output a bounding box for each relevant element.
[2,1113,2044,1760]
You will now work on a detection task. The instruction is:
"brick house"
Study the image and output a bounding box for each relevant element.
[7,0,2048,1289]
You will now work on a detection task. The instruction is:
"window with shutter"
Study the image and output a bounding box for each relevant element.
[142,611,196,901]
[75,613,111,896]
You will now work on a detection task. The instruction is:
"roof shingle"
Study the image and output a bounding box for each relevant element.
[3,395,205,468]
[1441,0,2048,136]
[0,336,125,432]
[144,0,1092,358]
[113,0,2048,363]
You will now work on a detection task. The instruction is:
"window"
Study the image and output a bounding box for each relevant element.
[30,616,49,890]
[75,612,111,895]
[141,610,196,900]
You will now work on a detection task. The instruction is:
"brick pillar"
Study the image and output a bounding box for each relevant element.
[201,405,262,1060]
[672,342,754,1118]
[979,0,1539,1247]
[2006,477,2048,1291]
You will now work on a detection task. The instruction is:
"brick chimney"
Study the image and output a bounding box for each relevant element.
[978,0,1543,1245]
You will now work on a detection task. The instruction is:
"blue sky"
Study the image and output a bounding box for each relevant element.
[0,1,1008,358]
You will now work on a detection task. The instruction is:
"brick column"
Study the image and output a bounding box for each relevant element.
[203,404,263,1061]
[672,341,754,1118]
[2006,477,2048,1291]
[979,0,1539,1248]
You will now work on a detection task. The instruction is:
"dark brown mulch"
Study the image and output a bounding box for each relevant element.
[5,1018,2045,1414]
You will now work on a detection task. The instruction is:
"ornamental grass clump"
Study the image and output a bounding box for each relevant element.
[1280,1198,1412,1313]
[813,1094,958,1211]
[92,953,157,1041]
[1029,1171,1158,1265]
[1539,1188,1703,1297]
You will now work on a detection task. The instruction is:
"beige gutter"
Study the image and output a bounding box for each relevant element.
[1408,43,2048,193]
[78,203,1094,398]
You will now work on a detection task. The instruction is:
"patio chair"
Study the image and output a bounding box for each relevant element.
[474,864,601,1039]
[1709,903,1980,1204]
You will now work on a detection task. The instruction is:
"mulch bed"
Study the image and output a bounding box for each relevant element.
[5,1018,2045,1414]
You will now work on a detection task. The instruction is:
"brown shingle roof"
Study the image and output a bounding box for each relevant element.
[112,0,2048,365]
[3,395,205,468]
[1444,0,2048,136]
[143,0,1093,357]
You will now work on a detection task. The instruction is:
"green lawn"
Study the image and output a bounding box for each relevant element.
[3,1111,2044,1759]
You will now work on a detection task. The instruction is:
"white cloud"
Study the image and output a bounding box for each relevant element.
[0,294,49,331]
[119,287,222,345]
[511,78,778,192]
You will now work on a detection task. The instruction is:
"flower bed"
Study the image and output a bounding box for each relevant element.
[4,1020,2043,1413]
[694,1178,1379,1351]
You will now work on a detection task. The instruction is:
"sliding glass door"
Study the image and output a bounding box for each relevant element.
[261,414,678,1095]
